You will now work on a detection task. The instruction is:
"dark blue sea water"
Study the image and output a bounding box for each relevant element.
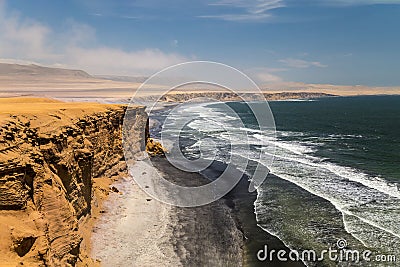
[154,95,400,266]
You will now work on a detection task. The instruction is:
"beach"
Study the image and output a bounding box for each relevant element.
[90,156,244,266]
[1,93,399,266]
[1,0,400,264]
[0,95,306,267]
[1,65,399,266]
[89,150,308,267]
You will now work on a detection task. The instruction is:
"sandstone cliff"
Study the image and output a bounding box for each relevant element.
[0,98,147,266]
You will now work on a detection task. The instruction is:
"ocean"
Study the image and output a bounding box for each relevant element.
[151,95,400,267]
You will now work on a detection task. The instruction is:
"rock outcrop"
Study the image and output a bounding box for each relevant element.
[146,138,166,156]
[0,98,147,266]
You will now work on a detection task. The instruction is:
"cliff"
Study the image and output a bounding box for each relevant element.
[0,98,147,266]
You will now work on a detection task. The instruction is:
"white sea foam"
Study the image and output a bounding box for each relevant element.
[254,134,316,155]
[248,132,400,251]
[157,102,400,254]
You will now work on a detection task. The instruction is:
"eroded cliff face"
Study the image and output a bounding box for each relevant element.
[0,99,147,266]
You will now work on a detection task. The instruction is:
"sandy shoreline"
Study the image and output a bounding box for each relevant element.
[89,160,181,267]
[89,157,244,266]
[86,158,306,267]
[77,176,127,267]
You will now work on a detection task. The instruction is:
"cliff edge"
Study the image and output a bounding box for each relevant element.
[0,98,147,266]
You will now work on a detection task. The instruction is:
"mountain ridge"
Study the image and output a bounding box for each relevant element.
[0,63,92,78]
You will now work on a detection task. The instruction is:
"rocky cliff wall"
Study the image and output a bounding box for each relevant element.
[0,99,147,266]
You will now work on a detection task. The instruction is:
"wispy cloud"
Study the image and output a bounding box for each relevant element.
[201,0,400,22]
[0,1,57,61]
[119,15,142,20]
[199,13,272,21]
[66,47,187,75]
[246,67,286,83]
[201,0,285,21]
[0,1,188,75]
[170,39,179,48]
[279,58,327,68]
[210,0,285,13]
[320,0,400,6]
[89,12,143,20]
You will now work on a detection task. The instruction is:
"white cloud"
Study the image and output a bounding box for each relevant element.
[321,0,400,6]
[203,0,400,22]
[203,0,285,21]
[0,58,39,65]
[0,1,57,61]
[211,0,285,13]
[62,19,97,46]
[65,47,187,75]
[199,13,272,21]
[254,72,283,83]
[0,1,188,75]
[279,58,327,68]
[246,67,285,83]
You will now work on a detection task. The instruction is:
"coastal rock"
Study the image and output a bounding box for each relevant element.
[146,138,167,156]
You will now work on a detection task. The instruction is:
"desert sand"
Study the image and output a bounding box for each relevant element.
[0,63,164,99]
[90,157,243,267]
[90,160,182,266]
[1,63,400,100]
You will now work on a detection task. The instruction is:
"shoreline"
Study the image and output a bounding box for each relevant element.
[90,164,182,266]
[77,174,127,266]
[149,157,244,266]
[89,157,243,266]
[87,156,306,266]
[199,160,305,267]
[145,101,306,266]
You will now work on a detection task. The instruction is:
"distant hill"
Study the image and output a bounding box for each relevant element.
[0,63,145,98]
[0,63,92,78]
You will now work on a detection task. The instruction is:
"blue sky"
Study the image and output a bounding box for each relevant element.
[0,0,399,86]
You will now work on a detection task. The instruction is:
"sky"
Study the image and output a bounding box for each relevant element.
[0,0,399,86]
